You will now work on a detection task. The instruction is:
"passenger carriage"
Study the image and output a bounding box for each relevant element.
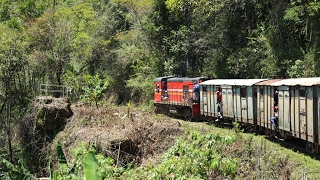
[270,77,320,153]
[255,79,284,135]
[200,79,267,131]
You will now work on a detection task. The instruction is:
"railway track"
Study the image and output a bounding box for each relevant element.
[267,136,320,160]
[204,118,320,159]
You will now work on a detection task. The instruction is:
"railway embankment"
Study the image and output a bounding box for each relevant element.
[28,100,320,179]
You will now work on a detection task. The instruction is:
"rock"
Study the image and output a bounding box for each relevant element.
[33,96,73,131]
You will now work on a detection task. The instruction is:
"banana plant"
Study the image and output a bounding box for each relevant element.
[56,141,69,171]
[83,151,101,180]
[49,142,75,180]
[0,157,36,180]
[80,74,109,108]
[50,142,102,180]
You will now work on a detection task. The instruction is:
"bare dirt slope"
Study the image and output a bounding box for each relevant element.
[47,102,184,168]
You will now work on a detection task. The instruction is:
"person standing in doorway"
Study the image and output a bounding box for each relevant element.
[193,82,200,104]
[217,88,222,104]
[216,88,223,120]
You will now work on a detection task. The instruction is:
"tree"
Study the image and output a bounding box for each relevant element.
[0,23,33,164]
[27,2,75,85]
[81,74,109,108]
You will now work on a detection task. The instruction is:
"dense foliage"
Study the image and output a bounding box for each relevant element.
[0,0,320,177]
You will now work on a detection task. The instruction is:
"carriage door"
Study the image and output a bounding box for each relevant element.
[210,85,216,117]
[257,87,264,127]
[221,85,233,118]
[240,86,248,122]
[200,85,208,116]
[299,88,307,140]
[278,86,290,132]
[234,86,240,121]
[283,88,291,132]
[318,87,320,148]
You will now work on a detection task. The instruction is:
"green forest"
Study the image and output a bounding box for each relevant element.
[1,0,320,179]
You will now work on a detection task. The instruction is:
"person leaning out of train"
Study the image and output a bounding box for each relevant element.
[217,89,222,104]
[162,90,169,101]
[217,103,223,120]
[270,111,278,130]
[193,82,200,103]
[274,89,279,104]
[274,104,278,113]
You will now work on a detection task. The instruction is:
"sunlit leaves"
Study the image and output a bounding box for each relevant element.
[284,6,303,22]
[149,131,239,179]
[307,1,320,16]
[0,24,28,87]
[81,74,109,108]
[287,50,317,78]
[0,0,50,22]
[57,3,97,32]
[113,0,153,15]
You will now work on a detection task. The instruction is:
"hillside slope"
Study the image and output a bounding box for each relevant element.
[47,103,184,169]
[42,102,320,179]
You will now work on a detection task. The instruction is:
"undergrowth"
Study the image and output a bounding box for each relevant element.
[48,120,320,180]
[118,124,318,180]
[30,105,320,179]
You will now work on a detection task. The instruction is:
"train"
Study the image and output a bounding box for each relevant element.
[154,76,320,153]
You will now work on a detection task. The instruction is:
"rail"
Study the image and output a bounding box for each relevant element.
[39,84,68,97]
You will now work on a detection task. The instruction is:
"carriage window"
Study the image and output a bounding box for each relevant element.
[202,87,207,92]
[202,87,207,97]
[157,84,160,93]
[299,89,306,97]
[240,87,247,98]
[162,81,167,90]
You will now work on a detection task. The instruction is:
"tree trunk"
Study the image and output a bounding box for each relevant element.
[6,103,13,163]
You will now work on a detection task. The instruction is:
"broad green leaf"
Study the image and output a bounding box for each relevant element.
[83,151,101,180]
[8,170,36,180]
[56,142,68,169]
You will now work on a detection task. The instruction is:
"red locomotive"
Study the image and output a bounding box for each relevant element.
[154,76,209,120]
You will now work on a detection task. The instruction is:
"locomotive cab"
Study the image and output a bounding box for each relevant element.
[154,76,174,103]
[154,76,210,120]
